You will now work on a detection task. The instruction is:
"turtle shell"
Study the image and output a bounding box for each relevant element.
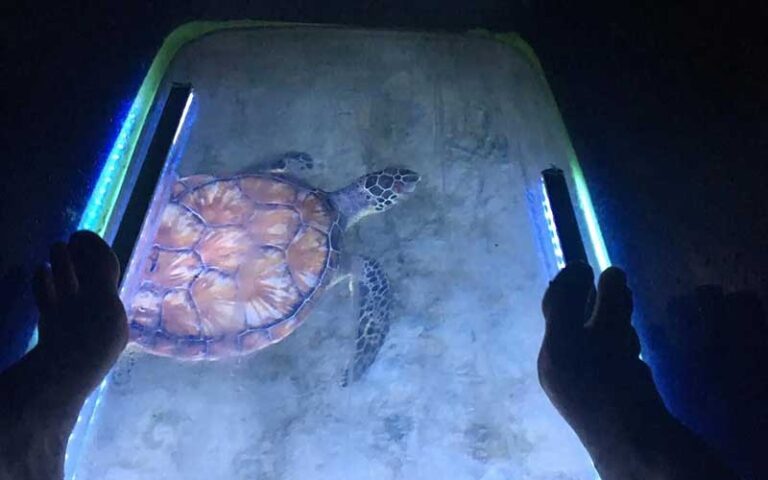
[127,174,342,359]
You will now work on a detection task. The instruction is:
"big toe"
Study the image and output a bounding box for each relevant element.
[68,230,120,292]
[589,266,641,359]
[542,261,595,336]
[590,267,633,327]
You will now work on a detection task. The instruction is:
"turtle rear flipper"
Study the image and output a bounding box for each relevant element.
[342,256,391,386]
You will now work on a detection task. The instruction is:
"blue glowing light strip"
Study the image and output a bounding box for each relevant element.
[25,98,148,354]
[64,90,195,480]
[541,180,567,270]
[79,106,142,235]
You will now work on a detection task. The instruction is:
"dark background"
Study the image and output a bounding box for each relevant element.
[2,0,766,476]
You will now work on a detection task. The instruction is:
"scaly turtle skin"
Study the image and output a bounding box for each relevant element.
[127,153,419,384]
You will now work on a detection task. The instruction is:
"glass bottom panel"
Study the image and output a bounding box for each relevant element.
[73,27,595,480]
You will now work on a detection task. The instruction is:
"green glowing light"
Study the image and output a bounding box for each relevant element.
[568,154,612,271]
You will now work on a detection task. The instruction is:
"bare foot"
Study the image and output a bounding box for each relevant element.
[539,263,738,480]
[32,230,128,396]
[0,230,128,480]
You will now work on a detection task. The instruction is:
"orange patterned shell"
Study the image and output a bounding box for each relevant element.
[128,174,342,359]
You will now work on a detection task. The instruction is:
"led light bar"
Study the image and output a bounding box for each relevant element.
[541,167,589,267]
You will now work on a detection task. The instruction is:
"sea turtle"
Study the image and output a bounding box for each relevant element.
[127,152,420,385]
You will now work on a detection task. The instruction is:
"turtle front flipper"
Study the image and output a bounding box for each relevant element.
[342,256,391,386]
[259,151,314,174]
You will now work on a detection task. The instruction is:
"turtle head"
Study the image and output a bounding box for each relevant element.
[359,167,420,212]
[333,167,420,226]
